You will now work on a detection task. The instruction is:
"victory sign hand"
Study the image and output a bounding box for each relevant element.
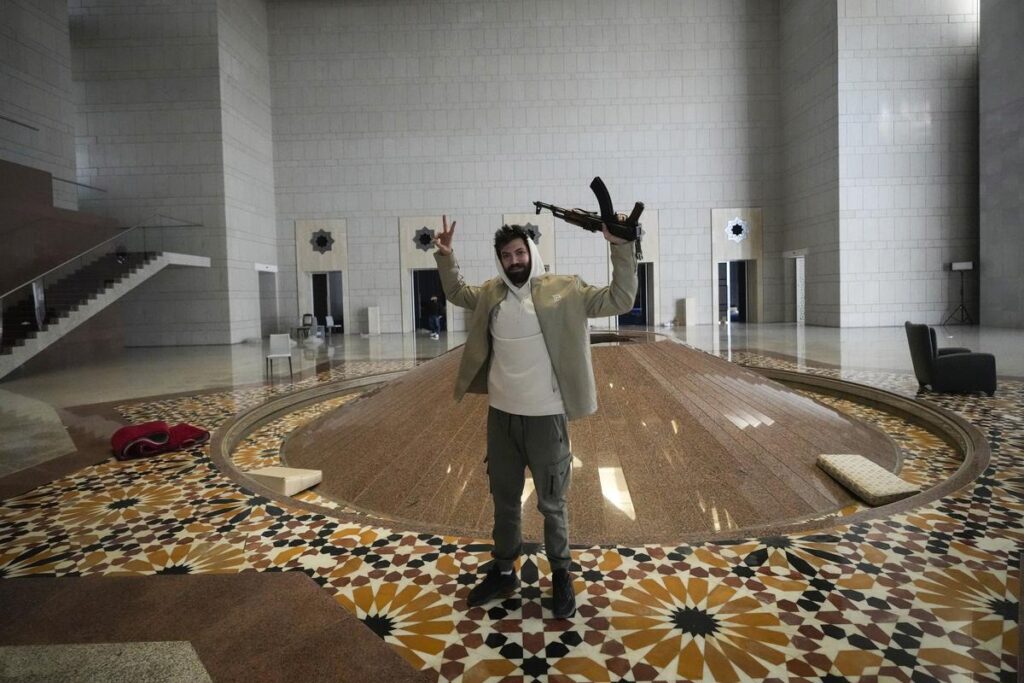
[435,215,457,255]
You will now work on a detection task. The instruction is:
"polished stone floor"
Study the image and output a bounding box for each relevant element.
[282,338,907,545]
[0,323,1021,681]
[4,322,1022,411]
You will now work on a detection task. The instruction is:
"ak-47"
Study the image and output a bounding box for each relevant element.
[534,177,644,260]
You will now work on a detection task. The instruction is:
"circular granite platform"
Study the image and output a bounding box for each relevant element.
[280,335,905,545]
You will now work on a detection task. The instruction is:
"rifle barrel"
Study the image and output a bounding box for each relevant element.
[534,201,569,218]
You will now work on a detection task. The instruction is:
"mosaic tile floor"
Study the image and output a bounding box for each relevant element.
[0,354,1019,681]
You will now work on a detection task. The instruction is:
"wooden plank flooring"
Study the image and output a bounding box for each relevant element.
[284,340,900,544]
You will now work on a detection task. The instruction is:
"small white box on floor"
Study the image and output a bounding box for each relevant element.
[367,306,381,335]
[247,466,322,495]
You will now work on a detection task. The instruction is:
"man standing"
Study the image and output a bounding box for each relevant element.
[434,215,637,619]
[424,295,444,340]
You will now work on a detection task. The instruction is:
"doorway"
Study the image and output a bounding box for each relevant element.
[412,269,445,332]
[717,261,749,323]
[258,271,277,337]
[618,262,653,326]
[310,270,344,332]
[794,256,805,324]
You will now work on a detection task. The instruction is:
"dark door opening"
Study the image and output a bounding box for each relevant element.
[412,269,445,332]
[258,271,277,337]
[729,261,747,322]
[328,271,343,332]
[312,273,328,331]
[717,262,729,323]
[311,271,344,333]
[718,261,749,323]
[618,262,651,326]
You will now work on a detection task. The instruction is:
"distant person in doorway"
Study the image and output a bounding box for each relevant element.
[424,295,444,340]
[433,215,636,619]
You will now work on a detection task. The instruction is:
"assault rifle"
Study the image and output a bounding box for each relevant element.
[534,177,644,260]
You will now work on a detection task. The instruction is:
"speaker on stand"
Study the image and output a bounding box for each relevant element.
[942,261,974,326]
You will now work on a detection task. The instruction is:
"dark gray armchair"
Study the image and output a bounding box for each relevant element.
[904,321,996,396]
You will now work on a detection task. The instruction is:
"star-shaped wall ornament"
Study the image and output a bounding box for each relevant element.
[310,229,335,254]
[726,217,749,243]
[523,222,542,245]
[414,226,436,252]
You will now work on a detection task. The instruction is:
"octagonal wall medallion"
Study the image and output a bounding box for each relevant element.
[310,229,335,254]
[523,222,542,245]
[726,217,749,243]
[414,226,436,252]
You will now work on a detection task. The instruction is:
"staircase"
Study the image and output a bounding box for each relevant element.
[0,251,210,380]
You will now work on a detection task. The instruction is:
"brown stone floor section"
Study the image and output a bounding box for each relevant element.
[0,401,127,501]
[0,572,429,683]
[284,339,900,545]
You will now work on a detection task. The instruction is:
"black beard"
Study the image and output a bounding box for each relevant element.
[505,264,529,286]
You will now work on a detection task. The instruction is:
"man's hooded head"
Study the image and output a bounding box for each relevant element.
[493,224,543,289]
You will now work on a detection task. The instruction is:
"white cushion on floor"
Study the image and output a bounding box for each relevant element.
[817,453,919,506]
[247,466,322,496]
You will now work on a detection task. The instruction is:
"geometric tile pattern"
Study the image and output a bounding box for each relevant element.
[0,356,1019,681]
[230,394,362,512]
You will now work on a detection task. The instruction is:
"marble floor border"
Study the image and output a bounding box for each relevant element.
[208,363,989,547]
[723,345,1024,383]
[208,372,406,530]
[750,368,990,524]
[0,573,429,682]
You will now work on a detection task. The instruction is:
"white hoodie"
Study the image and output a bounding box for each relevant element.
[487,236,565,416]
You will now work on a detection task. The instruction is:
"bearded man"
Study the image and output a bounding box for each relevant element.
[434,216,637,619]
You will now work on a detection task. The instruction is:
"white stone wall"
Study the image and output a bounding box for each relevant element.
[779,0,840,326]
[218,0,279,341]
[979,0,1024,328]
[269,0,781,332]
[837,0,979,327]
[70,0,232,346]
[1,0,78,209]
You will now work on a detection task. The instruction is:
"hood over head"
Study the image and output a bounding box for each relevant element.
[495,234,544,298]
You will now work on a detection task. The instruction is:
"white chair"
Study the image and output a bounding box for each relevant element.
[266,334,293,379]
[324,315,343,335]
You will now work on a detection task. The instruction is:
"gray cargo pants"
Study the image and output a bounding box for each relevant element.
[486,406,573,572]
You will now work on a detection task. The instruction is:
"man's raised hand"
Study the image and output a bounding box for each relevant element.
[602,219,629,245]
[435,215,456,255]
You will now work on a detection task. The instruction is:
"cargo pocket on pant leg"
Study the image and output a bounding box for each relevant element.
[547,453,573,500]
[485,456,492,495]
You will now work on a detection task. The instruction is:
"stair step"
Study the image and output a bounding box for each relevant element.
[1,251,164,358]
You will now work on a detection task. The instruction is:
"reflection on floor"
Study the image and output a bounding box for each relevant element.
[277,340,946,545]
[0,324,1020,681]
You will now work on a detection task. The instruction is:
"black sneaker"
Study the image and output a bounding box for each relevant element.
[467,566,519,607]
[551,568,576,619]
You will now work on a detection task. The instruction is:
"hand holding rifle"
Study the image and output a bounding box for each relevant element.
[534,177,644,258]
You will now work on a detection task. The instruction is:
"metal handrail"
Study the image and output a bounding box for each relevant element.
[0,212,201,301]
[52,176,107,192]
[0,114,38,131]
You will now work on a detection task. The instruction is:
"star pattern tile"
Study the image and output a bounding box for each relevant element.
[0,355,1020,681]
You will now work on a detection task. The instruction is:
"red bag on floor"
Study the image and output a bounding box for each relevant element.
[168,423,210,449]
[111,422,210,460]
[111,421,171,461]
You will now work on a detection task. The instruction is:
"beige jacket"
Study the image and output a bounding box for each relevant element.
[435,241,638,420]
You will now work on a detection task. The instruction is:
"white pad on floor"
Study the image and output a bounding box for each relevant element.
[247,466,322,496]
[817,453,919,506]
